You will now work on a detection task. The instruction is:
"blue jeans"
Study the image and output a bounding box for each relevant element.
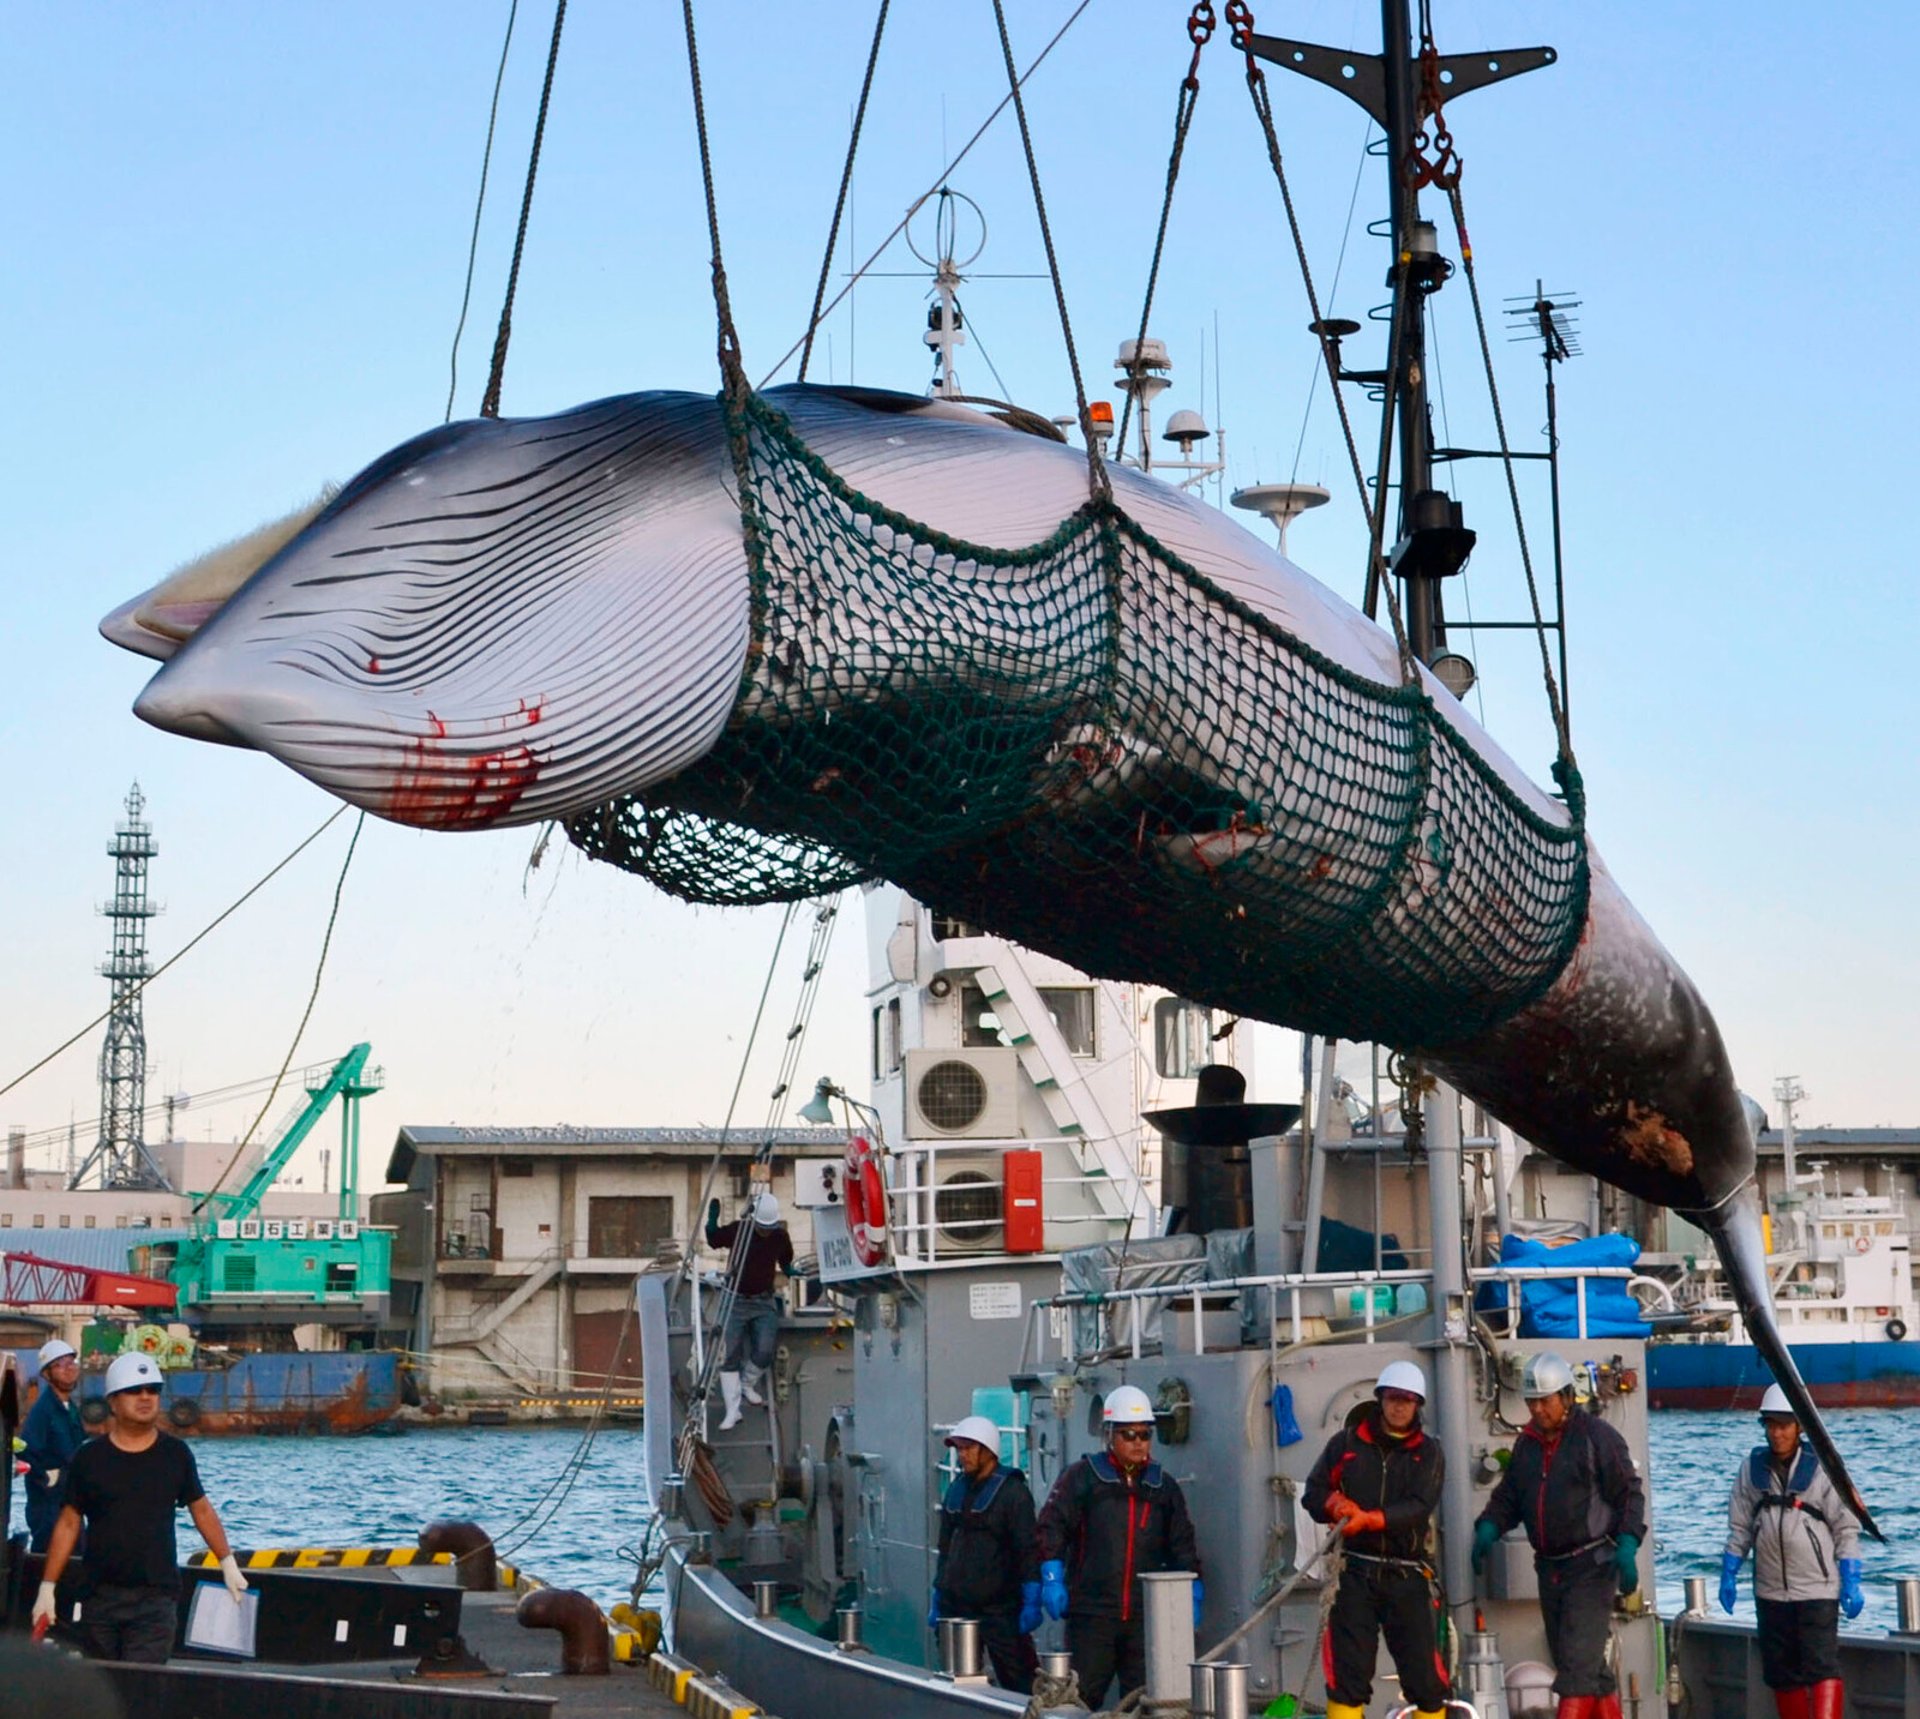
[723,1293,779,1373]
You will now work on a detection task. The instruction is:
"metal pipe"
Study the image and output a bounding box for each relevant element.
[753,1579,779,1619]
[836,1605,866,1650]
[1208,1661,1248,1719]
[1039,1650,1073,1680]
[1684,1576,1709,1618]
[1425,1082,1477,1637]
[939,1616,983,1679]
[515,1587,611,1675]
[1898,1577,1920,1634]
[417,1519,496,1592]
[1138,1571,1197,1703]
[1191,1661,1216,1719]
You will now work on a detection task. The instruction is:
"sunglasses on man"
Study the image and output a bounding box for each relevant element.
[1112,1426,1153,1441]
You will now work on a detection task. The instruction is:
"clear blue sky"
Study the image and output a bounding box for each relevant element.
[5,3,1916,1188]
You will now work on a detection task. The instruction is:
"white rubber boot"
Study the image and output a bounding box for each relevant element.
[718,1371,744,1430]
[740,1363,766,1407]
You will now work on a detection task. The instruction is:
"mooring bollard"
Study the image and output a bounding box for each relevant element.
[753,1579,779,1619]
[836,1604,865,1649]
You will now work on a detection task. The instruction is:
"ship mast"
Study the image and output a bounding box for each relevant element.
[1251,0,1557,1636]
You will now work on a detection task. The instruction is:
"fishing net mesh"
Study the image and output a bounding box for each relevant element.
[566,395,1587,1048]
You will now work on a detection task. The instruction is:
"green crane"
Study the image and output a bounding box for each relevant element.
[169,1043,392,1320]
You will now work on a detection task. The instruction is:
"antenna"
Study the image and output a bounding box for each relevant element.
[70,784,172,1190]
[1231,483,1331,557]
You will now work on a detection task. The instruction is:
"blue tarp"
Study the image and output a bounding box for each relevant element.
[1475,1232,1649,1337]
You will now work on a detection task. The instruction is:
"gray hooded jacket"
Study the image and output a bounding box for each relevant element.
[1725,1442,1860,1603]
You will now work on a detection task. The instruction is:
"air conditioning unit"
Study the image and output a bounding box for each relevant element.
[215,1219,239,1240]
[931,1152,1006,1256]
[262,1220,284,1240]
[239,1219,262,1240]
[287,1220,309,1241]
[338,1219,360,1240]
[312,1219,335,1240]
[904,1048,1019,1139]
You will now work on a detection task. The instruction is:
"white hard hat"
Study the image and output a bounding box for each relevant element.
[37,1339,78,1368]
[753,1191,781,1227]
[945,1414,1001,1452]
[1521,1353,1575,1399]
[1759,1383,1797,1420]
[1102,1384,1156,1426]
[105,1352,164,1397]
[1375,1360,1427,1401]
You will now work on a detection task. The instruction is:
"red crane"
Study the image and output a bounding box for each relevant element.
[0,1249,177,1309]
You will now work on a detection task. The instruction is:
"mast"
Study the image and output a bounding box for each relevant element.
[1249,2,1558,1639]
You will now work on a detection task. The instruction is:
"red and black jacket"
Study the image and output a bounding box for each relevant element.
[1303,1403,1444,1563]
[1477,1409,1646,1560]
[1036,1452,1200,1621]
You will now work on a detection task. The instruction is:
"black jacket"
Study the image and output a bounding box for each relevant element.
[1036,1452,1200,1622]
[935,1464,1038,1618]
[1478,1410,1647,1560]
[1303,1403,1444,1562]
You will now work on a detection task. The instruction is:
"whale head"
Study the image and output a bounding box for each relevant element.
[115,392,749,828]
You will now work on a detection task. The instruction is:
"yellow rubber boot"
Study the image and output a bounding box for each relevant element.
[1415,1710,1448,1719]
[1326,1704,1367,1719]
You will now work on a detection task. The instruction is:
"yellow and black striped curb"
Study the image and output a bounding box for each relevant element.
[682,1670,762,1719]
[646,1649,700,1701]
[185,1546,533,1588]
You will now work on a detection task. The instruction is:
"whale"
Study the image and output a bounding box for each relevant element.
[107,383,1883,1536]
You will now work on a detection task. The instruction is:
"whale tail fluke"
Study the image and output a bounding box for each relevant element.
[1709,1191,1884,1541]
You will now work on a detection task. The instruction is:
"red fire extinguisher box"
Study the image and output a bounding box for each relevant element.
[1004,1149,1045,1253]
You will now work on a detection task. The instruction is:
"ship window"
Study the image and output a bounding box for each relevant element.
[1039,987,1097,1057]
[84,1215,96,1229]
[327,1261,357,1292]
[31,1214,43,1228]
[116,1215,129,1228]
[960,982,1010,1049]
[873,999,903,1079]
[930,911,977,942]
[588,1195,674,1258]
[1153,998,1213,1078]
[58,1214,71,1228]
[501,1158,534,1178]
[1822,1224,1837,1238]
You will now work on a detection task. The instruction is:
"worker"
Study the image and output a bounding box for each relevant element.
[1036,1383,1201,1707]
[705,1190,795,1430]
[930,1411,1041,1694]
[33,1352,248,1662]
[22,1338,86,1552]
[1472,1353,1646,1719]
[1720,1381,1861,1719]
[1303,1359,1450,1719]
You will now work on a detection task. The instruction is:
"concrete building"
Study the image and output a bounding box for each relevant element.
[378,1125,847,1408]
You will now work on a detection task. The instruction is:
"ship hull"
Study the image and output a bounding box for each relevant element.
[22,1349,405,1434]
[1648,1338,1920,1409]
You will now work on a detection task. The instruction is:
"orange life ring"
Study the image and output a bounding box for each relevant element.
[843,1134,889,1268]
[1854,1235,1871,1254]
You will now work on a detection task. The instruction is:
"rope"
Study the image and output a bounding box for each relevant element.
[988,0,1107,501]
[1226,2,1395,646]
[0,807,351,1104]
[1445,181,1574,765]
[191,811,366,1215]
[1022,1664,1086,1716]
[446,0,521,422]
[1202,1525,1343,1661]
[1112,4,1214,465]
[756,1,1095,390]
[479,0,568,419]
[798,0,891,383]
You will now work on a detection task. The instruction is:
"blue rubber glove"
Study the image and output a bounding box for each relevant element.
[927,1585,940,1630]
[1613,1532,1640,1595]
[1719,1551,1742,1614]
[1471,1518,1499,1573]
[1191,1576,1204,1628]
[1019,1580,1043,1636]
[1040,1559,1069,1621]
[1839,1557,1864,1620]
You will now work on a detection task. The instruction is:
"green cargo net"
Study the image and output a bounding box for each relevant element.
[566,395,1588,1050]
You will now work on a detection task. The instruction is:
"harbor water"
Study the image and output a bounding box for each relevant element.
[185,1410,1920,1627]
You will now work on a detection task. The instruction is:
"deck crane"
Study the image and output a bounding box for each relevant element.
[168,1043,392,1324]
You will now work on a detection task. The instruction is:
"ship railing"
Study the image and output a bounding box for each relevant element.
[1024,1262,1639,1366]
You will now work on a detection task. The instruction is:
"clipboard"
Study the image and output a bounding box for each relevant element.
[184,1579,260,1658]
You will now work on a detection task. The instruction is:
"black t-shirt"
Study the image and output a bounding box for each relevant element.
[65,1430,205,1590]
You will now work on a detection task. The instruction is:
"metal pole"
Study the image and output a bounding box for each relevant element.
[1543,301,1570,722]
[1379,0,1441,661]
[1138,1572,1198,1703]
[1425,1080,1476,1635]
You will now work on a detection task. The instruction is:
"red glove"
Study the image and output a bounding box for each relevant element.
[1342,1508,1387,1538]
[1324,1492,1360,1523]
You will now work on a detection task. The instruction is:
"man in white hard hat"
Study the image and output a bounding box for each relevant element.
[930,1412,1041,1693]
[1720,1382,1862,1719]
[1036,1383,1201,1706]
[1471,1352,1646,1719]
[22,1338,85,1552]
[1303,1360,1449,1719]
[33,1351,248,1662]
[704,1189,795,1430]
